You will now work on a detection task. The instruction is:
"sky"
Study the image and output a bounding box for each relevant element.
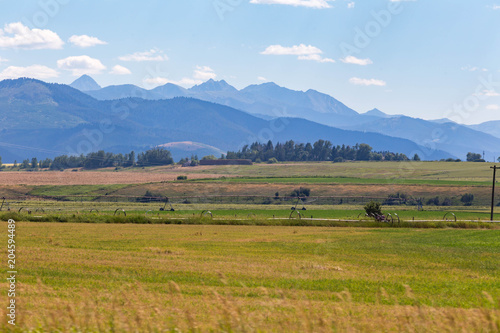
[0,0,499,124]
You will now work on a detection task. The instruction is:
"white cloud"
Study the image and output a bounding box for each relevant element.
[69,35,107,48]
[119,49,168,62]
[341,55,373,65]
[476,90,500,97]
[0,22,64,50]
[349,77,386,86]
[486,104,500,110]
[250,0,333,8]
[0,65,59,80]
[261,44,322,56]
[488,5,500,10]
[57,55,106,76]
[261,44,334,63]
[193,66,216,81]
[0,56,8,62]
[110,65,131,75]
[389,0,416,2]
[144,77,200,88]
[298,54,335,63]
[347,2,355,8]
[461,65,488,72]
[143,65,217,89]
[258,76,268,81]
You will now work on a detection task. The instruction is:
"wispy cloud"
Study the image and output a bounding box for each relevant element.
[57,55,106,76]
[261,44,335,63]
[250,0,334,9]
[486,104,500,110]
[475,90,500,97]
[0,65,59,80]
[349,77,386,86]
[193,66,217,81]
[461,65,488,72]
[258,76,268,81]
[0,22,63,50]
[144,65,216,88]
[341,55,373,65]
[110,65,131,75]
[347,2,355,8]
[69,35,107,48]
[119,49,168,62]
[0,57,8,62]
[487,4,500,10]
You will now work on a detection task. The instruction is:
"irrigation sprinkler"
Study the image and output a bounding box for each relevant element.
[385,213,400,226]
[200,210,213,219]
[443,212,457,222]
[160,197,175,212]
[289,210,301,220]
[89,209,99,214]
[114,208,126,216]
[291,196,318,211]
[18,207,31,214]
[35,208,45,213]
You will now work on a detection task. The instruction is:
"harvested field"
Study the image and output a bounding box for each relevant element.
[0,171,229,185]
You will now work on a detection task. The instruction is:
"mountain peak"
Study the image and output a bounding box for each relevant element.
[70,75,101,92]
[364,108,389,118]
[189,79,238,93]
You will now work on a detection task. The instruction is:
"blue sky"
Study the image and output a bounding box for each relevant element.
[0,0,499,124]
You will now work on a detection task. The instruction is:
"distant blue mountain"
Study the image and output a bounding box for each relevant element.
[0,78,453,162]
[69,74,101,91]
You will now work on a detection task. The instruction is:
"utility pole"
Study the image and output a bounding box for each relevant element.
[491,166,499,221]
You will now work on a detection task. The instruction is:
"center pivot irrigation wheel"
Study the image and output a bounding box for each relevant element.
[114,208,126,216]
[289,210,301,220]
[443,212,457,222]
[200,210,213,219]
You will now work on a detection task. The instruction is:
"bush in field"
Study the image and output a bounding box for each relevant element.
[461,193,474,206]
[426,196,440,206]
[177,175,187,180]
[364,201,382,216]
[267,157,278,164]
[291,187,311,198]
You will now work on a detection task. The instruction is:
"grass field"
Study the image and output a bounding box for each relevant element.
[2,162,500,331]
[2,222,499,332]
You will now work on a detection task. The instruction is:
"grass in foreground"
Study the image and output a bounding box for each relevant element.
[1,223,499,331]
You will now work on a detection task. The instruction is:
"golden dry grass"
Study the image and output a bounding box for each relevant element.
[1,222,499,332]
[0,170,229,186]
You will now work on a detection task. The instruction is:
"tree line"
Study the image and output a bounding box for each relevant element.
[0,147,174,170]
[225,140,417,162]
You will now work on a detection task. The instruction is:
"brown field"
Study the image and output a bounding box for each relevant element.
[119,182,490,202]
[0,170,229,185]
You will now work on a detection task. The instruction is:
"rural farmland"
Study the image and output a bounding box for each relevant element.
[1,161,500,331]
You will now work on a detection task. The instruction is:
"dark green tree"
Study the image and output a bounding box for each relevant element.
[364,201,382,216]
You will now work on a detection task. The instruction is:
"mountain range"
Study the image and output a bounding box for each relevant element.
[72,75,500,161]
[0,75,498,162]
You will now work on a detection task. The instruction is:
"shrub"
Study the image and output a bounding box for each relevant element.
[426,196,440,206]
[267,157,278,164]
[364,201,382,216]
[461,193,474,206]
[291,187,311,198]
[177,175,188,180]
